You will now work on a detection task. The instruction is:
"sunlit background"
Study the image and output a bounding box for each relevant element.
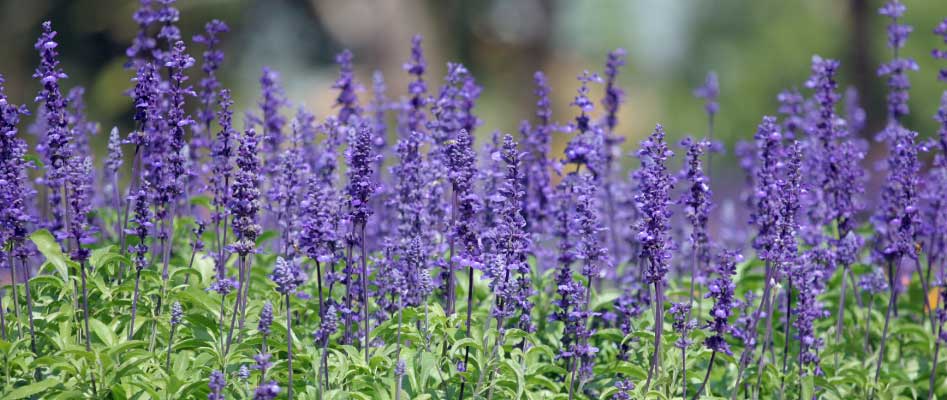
[0,0,945,203]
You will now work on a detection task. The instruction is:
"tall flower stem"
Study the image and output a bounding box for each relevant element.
[692,350,717,400]
[315,261,325,319]
[19,260,36,355]
[929,297,944,400]
[360,224,371,364]
[129,269,142,340]
[285,293,294,399]
[217,297,226,354]
[395,297,404,400]
[732,264,774,400]
[119,145,143,260]
[687,244,699,322]
[681,343,687,400]
[0,287,6,341]
[224,256,246,354]
[911,257,936,330]
[571,268,598,398]
[458,244,476,396]
[343,240,354,344]
[779,278,793,394]
[834,265,851,369]
[863,293,875,364]
[753,285,779,397]
[873,259,903,393]
[111,172,121,243]
[644,277,664,392]
[447,192,458,315]
[238,257,254,338]
[78,259,97,395]
[318,336,330,393]
[7,253,21,340]
[165,324,177,371]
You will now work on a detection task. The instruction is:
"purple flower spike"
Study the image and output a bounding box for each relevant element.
[271,257,307,295]
[705,250,740,356]
[522,71,555,236]
[258,301,273,337]
[777,89,805,138]
[346,122,378,229]
[163,40,196,205]
[403,34,428,135]
[935,18,947,81]
[447,128,481,257]
[230,128,262,256]
[334,49,362,124]
[635,124,675,284]
[252,380,280,400]
[873,127,921,262]
[193,20,229,132]
[0,73,33,256]
[170,301,184,326]
[34,21,71,237]
[66,156,95,261]
[878,0,917,123]
[127,0,157,66]
[793,249,831,376]
[601,49,627,132]
[749,116,784,266]
[669,302,696,349]
[313,305,339,345]
[571,70,601,135]
[679,137,713,274]
[208,370,226,400]
[209,276,238,296]
[694,71,720,117]
[257,67,288,175]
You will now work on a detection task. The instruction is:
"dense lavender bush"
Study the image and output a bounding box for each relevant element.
[1,1,946,399]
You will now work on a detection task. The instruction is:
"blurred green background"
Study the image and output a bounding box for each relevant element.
[0,0,945,192]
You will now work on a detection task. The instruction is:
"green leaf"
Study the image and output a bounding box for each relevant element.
[90,246,132,270]
[4,379,60,399]
[90,318,118,347]
[450,337,482,355]
[30,229,77,281]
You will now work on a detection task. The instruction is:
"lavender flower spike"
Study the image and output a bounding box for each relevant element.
[403,34,427,135]
[208,370,226,400]
[694,71,720,118]
[636,124,675,391]
[873,126,923,389]
[878,0,917,124]
[253,380,280,400]
[344,121,377,362]
[693,250,741,400]
[0,74,35,352]
[225,128,262,354]
[193,19,229,134]
[33,21,71,239]
[166,301,184,369]
[679,137,712,316]
[334,49,362,124]
[270,256,304,398]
